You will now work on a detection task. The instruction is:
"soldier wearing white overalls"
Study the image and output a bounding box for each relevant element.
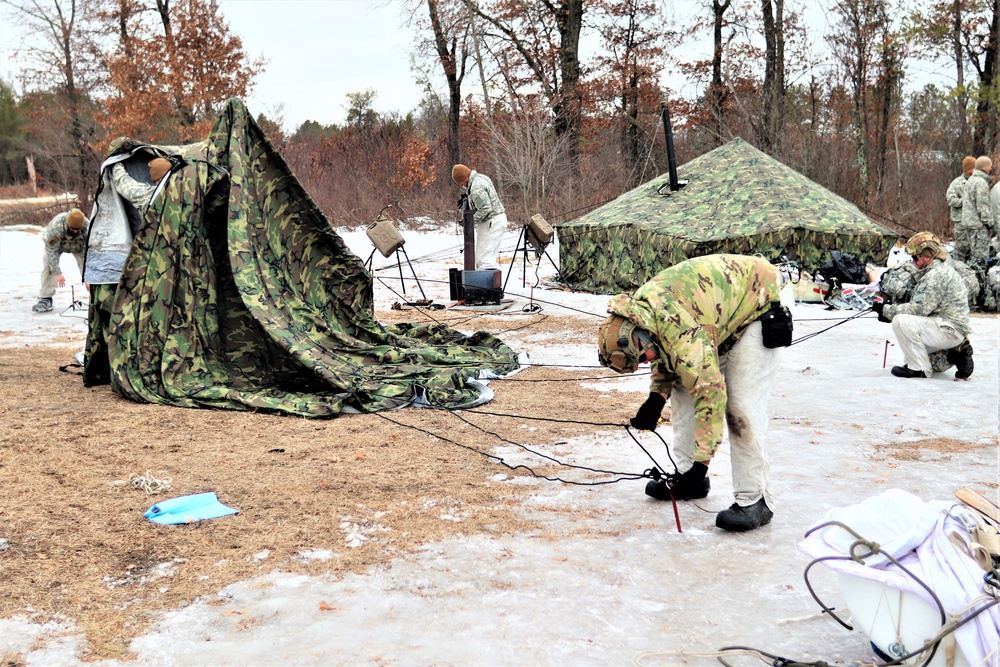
[451,164,507,270]
[34,208,89,313]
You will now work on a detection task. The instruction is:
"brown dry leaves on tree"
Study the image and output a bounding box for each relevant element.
[0,311,638,661]
[95,0,264,148]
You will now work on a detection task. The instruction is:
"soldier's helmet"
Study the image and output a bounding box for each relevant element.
[598,314,650,374]
[905,231,947,260]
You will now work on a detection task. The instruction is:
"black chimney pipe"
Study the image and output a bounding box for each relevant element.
[461,197,476,271]
[660,103,685,192]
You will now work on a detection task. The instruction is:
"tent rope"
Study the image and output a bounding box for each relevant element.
[128,470,173,495]
[373,409,660,486]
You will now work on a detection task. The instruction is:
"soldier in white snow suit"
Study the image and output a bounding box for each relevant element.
[34,208,89,313]
[451,163,507,270]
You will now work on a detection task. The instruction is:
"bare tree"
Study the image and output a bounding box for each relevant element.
[96,0,264,145]
[425,0,469,167]
[463,0,585,166]
[591,0,667,176]
[827,0,906,210]
[759,0,785,150]
[709,0,733,144]
[969,0,1000,153]
[1,0,102,202]
[829,0,876,205]
[907,0,985,153]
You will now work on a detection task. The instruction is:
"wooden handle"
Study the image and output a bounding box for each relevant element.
[956,488,1000,524]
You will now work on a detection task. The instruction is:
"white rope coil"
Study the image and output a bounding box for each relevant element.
[129,470,173,495]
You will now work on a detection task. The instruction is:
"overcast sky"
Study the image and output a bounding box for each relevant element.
[0,0,955,135]
[218,0,425,131]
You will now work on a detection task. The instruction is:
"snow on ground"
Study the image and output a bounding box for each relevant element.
[0,222,997,666]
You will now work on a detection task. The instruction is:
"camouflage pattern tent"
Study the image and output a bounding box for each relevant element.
[558,138,897,294]
[82,98,520,417]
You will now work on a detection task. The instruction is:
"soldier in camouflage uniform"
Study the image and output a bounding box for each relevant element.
[112,157,171,211]
[946,156,975,227]
[33,208,89,313]
[597,254,788,532]
[873,232,973,379]
[452,164,507,270]
[956,156,994,264]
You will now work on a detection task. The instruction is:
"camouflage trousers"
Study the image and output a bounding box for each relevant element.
[475,212,507,270]
[39,251,84,299]
[666,321,783,510]
[891,314,965,377]
[952,226,992,265]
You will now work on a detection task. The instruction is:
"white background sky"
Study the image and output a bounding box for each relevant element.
[0,0,955,134]
[218,0,426,131]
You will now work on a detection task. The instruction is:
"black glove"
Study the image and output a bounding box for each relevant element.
[458,194,468,209]
[669,462,709,500]
[630,392,666,430]
[872,299,891,323]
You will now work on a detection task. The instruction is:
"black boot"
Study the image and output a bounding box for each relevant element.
[645,463,710,501]
[715,498,773,532]
[890,365,927,378]
[947,340,974,379]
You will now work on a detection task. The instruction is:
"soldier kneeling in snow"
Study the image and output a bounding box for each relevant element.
[873,232,974,379]
[596,254,791,533]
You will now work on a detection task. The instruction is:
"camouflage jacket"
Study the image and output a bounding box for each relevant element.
[990,183,1000,235]
[884,258,971,336]
[112,163,156,211]
[960,169,992,230]
[42,211,89,274]
[606,254,780,463]
[465,170,505,226]
[946,174,966,222]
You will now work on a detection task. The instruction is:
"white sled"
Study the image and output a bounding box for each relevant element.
[837,570,969,665]
[799,489,999,666]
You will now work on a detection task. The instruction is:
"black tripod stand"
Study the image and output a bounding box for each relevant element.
[503,224,571,293]
[365,246,427,300]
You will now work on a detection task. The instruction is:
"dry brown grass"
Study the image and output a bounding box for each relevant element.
[871,436,997,474]
[0,332,636,661]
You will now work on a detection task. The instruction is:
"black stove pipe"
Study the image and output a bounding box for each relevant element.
[661,104,682,192]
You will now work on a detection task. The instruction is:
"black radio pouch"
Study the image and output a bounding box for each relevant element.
[760,301,793,348]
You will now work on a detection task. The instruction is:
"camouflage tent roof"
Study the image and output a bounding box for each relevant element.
[557,138,896,294]
[82,98,520,416]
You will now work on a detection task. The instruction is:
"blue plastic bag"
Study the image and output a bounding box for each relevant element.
[144,492,239,525]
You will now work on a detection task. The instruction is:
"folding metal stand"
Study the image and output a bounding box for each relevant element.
[365,245,427,300]
[502,224,571,293]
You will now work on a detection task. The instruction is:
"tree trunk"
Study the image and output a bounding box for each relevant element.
[972,0,999,153]
[427,0,465,167]
[874,8,901,203]
[155,0,197,129]
[553,0,584,167]
[759,0,785,151]
[463,0,585,170]
[953,0,969,147]
[985,0,1000,153]
[26,155,37,195]
[710,0,731,145]
[57,0,97,208]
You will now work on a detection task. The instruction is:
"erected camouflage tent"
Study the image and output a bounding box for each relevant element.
[82,98,520,417]
[558,138,897,294]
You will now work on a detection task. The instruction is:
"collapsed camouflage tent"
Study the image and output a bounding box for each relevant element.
[82,98,520,417]
[558,138,897,294]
